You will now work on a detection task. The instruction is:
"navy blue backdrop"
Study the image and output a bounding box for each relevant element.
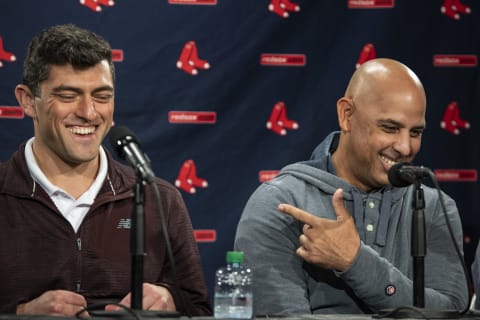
[0,0,479,302]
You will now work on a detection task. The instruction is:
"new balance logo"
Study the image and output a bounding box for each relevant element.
[117,218,131,229]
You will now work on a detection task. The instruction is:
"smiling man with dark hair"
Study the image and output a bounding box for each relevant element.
[0,24,211,317]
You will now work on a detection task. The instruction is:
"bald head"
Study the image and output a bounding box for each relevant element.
[333,58,427,192]
[345,58,426,108]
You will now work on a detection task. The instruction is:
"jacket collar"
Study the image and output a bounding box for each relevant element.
[0,142,135,199]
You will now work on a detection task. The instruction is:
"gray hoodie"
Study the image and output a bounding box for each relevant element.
[234,132,467,315]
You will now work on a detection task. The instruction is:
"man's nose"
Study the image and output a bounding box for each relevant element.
[76,96,97,120]
[393,132,412,157]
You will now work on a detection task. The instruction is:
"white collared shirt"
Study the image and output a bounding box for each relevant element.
[25,137,108,233]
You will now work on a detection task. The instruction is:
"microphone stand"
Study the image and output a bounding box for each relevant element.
[131,174,146,310]
[412,180,425,308]
[377,179,462,319]
[128,170,183,318]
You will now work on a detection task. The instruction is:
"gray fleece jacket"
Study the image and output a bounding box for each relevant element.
[234,131,467,315]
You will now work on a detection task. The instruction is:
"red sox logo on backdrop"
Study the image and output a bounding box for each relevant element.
[268,0,301,18]
[440,0,471,19]
[79,0,115,12]
[440,101,470,135]
[266,101,299,136]
[175,159,208,194]
[176,41,210,76]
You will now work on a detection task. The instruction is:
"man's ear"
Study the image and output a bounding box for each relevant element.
[15,84,37,119]
[336,98,355,132]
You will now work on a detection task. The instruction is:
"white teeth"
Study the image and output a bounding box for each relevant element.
[380,155,397,165]
[69,126,95,135]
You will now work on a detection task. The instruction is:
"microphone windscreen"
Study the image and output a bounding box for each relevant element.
[388,162,411,187]
[108,126,139,158]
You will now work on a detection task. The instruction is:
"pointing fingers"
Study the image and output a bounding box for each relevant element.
[278,188,348,224]
[278,203,317,227]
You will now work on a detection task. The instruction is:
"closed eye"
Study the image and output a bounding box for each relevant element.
[410,129,424,138]
[381,124,399,133]
[93,93,113,103]
[51,92,78,103]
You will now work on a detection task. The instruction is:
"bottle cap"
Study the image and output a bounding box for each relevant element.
[226,251,244,263]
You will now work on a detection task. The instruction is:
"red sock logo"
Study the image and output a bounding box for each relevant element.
[175,159,208,194]
[80,0,115,12]
[440,101,470,135]
[266,101,299,136]
[440,0,471,20]
[176,41,210,76]
[356,43,376,69]
[268,0,301,18]
[0,36,16,68]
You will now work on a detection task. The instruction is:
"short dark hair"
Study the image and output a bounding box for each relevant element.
[22,24,115,96]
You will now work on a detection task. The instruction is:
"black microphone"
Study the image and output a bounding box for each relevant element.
[388,162,431,187]
[108,126,155,183]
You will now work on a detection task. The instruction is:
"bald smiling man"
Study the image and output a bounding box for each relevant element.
[234,58,468,315]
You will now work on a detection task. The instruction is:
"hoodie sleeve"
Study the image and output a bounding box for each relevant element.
[336,190,468,313]
[234,181,311,316]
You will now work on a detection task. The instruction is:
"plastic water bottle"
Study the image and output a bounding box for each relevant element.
[214,251,253,319]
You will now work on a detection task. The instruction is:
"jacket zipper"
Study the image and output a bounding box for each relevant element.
[76,238,82,293]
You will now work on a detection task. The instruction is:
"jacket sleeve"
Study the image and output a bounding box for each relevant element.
[234,182,311,316]
[155,181,212,316]
[337,189,469,313]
